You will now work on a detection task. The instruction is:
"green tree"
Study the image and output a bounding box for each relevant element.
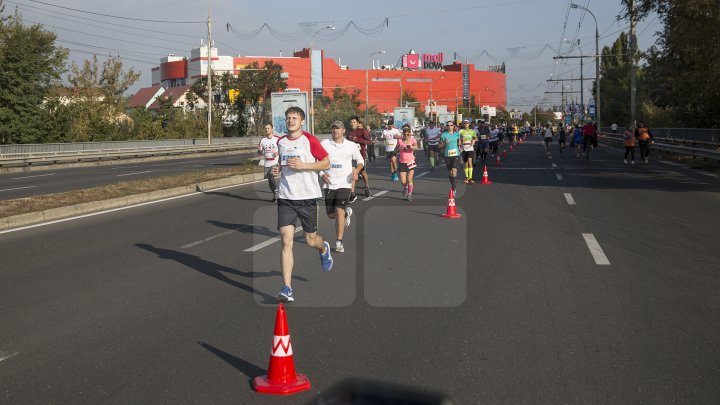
[314,87,366,132]
[620,0,720,127]
[0,7,68,143]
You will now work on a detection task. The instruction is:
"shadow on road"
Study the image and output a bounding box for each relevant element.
[135,243,306,304]
[198,341,264,390]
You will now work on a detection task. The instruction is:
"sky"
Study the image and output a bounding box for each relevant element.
[2,0,661,112]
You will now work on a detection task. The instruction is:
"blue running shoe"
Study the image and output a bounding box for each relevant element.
[319,241,333,272]
[277,285,294,302]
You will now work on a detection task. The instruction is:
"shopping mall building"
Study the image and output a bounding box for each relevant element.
[135,45,507,115]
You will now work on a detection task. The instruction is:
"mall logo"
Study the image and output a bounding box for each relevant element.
[403,52,444,70]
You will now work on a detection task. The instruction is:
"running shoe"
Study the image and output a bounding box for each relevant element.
[464,179,469,184]
[469,179,476,184]
[403,186,408,196]
[407,193,412,201]
[364,187,371,198]
[392,172,399,181]
[319,241,333,272]
[335,240,344,253]
[345,207,352,228]
[277,285,294,303]
[349,192,358,203]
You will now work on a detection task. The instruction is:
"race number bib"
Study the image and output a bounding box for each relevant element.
[463,143,474,152]
[264,152,276,160]
[406,161,417,170]
[280,153,301,166]
[330,162,344,171]
[447,149,459,157]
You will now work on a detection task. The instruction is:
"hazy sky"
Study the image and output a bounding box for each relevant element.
[3,0,660,112]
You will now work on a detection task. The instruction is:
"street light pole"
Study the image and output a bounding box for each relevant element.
[571,3,600,130]
[365,51,386,124]
[206,0,213,144]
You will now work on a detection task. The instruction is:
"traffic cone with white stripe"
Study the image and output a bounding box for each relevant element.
[496,153,502,166]
[441,188,462,219]
[481,165,492,185]
[254,304,311,395]
[509,143,514,152]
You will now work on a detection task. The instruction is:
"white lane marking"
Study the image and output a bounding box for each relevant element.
[363,190,389,201]
[0,179,266,235]
[12,173,56,180]
[0,186,36,192]
[582,233,611,265]
[117,171,152,177]
[415,171,430,178]
[551,163,557,168]
[243,227,302,252]
[556,173,564,181]
[182,228,242,249]
[564,193,576,205]
[0,351,19,363]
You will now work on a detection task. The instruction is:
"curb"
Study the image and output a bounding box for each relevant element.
[0,171,265,231]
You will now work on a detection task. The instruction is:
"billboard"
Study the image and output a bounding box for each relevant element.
[437,113,454,125]
[393,107,415,130]
[271,92,309,134]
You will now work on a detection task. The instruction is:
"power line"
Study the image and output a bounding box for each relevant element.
[27,0,204,24]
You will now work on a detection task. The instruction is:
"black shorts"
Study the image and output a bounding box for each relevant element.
[445,156,460,170]
[398,162,416,172]
[428,144,439,152]
[385,151,396,159]
[324,188,351,215]
[277,198,319,233]
[461,151,476,162]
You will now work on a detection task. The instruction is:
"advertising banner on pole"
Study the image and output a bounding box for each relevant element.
[437,113,454,124]
[393,107,415,130]
[271,92,309,134]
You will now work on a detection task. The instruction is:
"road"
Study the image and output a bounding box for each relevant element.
[0,151,255,201]
[1,136,719,404]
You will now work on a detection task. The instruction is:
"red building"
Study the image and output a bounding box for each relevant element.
[143,47,506,115]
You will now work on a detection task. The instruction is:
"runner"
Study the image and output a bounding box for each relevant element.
[440,121,461,196]
[476,121,490,167]
[543,123,553,152]
[573,124,583,157]
[489,124,499,156]
[581,120,597,160]
[320,121,364,253]
[624,125,636,164]
[635,121,654,164]
[258,123,280,202]
[459,120,478,183]
[558,124,567,157]
[365,123,377,164]
[424,121,442,170]
[346,116,373,198]
[396,125,418,201]
[273,106,333,303]
[381,120,401,181]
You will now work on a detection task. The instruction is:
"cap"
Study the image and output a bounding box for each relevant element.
[331,120,344,129]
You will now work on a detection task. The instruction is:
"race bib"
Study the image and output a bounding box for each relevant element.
[280,153,301,166]
[264,152,276,160]
[463,143,474,152]
[330,162,344,171]
[447,149,458,157]
[406,161,417,170]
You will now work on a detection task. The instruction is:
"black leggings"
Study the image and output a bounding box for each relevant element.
[624,146,635,160]
[638,140,651,159]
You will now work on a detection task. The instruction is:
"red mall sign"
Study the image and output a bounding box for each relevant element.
[403,52,444,70]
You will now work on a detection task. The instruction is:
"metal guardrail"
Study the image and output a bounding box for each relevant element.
[598,132,720,161]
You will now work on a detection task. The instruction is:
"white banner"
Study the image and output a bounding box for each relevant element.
[393,107,415,130]
[271,92,309,135]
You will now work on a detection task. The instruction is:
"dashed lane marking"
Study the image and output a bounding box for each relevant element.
[243,227,302,252]
[11,173,56,180]
[117,171,152,177]
[552,163,557,168]
[0,351,19,363]
[556,173,564,181]
[564,193,576,205]
[0,186,36,192]
[363,190,389,201]
[582,233,611,265]
[415,171,430,178]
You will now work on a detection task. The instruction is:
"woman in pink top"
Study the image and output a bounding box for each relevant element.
[395,125,418,201]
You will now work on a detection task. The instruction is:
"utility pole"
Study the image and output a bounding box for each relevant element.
[206,0,213,145]
[629,0,638,128]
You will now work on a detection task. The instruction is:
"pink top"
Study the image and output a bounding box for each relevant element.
[396,137,416,164]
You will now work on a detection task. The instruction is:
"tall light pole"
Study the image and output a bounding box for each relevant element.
[571,3,600,130]
[206,0,213,144]
[308,26,337,135]
[365,50,385,124]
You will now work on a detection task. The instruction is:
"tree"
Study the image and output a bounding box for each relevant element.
[620,0,720,127]
[233,61,287,136]
[0,7,68,143]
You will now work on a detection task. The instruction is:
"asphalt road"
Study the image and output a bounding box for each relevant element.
[0,151,255,201]
[1,137,719,404]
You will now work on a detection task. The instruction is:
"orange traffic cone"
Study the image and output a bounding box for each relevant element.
[481,165,492,185]
[509,144,514,152]
[502,149,508,158]
[519,137,523,144]
[496,154,502,166]
[441,188,461,218]
[254,304,311,395]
